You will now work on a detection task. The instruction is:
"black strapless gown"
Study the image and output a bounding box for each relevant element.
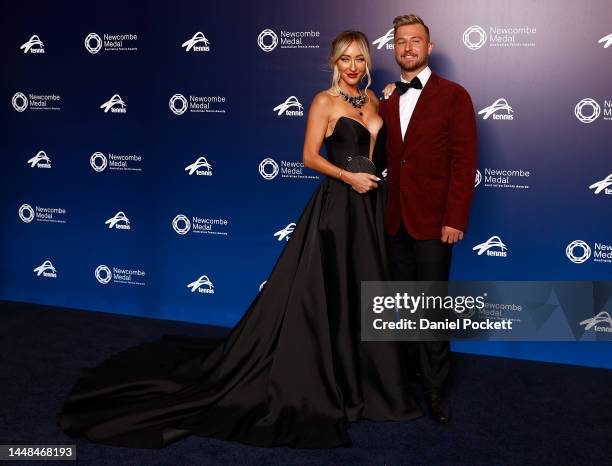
[57,116,423,449]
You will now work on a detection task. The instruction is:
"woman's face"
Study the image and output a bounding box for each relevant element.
[336,41,366,87]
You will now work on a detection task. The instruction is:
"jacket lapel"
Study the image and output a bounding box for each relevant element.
[387,91,403,151]
[402,72,440,148]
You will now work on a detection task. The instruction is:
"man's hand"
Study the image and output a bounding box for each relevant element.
[382,83,395,100]
[441,226,464,244]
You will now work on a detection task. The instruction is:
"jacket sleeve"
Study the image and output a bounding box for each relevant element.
[442,87,478,233]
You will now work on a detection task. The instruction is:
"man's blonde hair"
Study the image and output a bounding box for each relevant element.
[393,14,430,41]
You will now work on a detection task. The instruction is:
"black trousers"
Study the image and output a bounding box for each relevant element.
[386,221,452,391]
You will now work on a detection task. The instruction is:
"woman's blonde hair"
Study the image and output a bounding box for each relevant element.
[328,30,372,97]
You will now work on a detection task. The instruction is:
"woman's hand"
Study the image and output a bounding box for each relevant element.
[343,172,380,193]
[382,83,395,100]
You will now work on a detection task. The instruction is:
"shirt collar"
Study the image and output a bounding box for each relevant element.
[400,66,432,87]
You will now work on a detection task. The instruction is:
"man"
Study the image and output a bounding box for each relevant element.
[378,14,478,423]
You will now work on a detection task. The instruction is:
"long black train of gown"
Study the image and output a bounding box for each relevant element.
[57,116,423,449]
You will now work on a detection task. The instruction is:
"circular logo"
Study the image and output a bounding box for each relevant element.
[172,214,191,235]
[90,152,108,172]
[475,169,482,187]
[257,29,279,52]
[169,93,188,115]
[463,25,487,51]
[84,33,102,54]
[18,204,35,223]
[259,157,279,180]
[95,264,112,284]
[574,98,601,124]
[12,92,28,112]
[566,240,592,264]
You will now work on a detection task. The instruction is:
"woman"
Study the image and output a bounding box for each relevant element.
[57,30,422,449]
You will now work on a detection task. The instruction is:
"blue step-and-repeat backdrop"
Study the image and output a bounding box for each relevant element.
[1,0,610,368]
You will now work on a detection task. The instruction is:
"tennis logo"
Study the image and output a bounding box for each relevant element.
[589,174,612,195]
[478,98,514,120]
[187,275,215,294]
[565,240,591,264]
[274,223,296,242]
[33,260,57,278]
[185,156,213,176]
[105,211,131,229]
[580,311,612,333]
[372,28,395,50]
[463,25,487,50]
[598,33,612,49]
[20,35,45,53]
[182,32,210,52]
[27,150,52,168]
[273,96,304,116]
[574,98,600,123]
[100,94,127,113]
[473,236,508,257]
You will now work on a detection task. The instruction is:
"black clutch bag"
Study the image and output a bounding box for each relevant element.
[343,155,377,175]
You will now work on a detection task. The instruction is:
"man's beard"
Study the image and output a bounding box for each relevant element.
[396,54,427,73]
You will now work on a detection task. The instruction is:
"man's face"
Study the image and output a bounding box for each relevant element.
[394,24,433,73]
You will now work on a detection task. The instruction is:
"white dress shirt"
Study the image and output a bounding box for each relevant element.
[399,66,432,140]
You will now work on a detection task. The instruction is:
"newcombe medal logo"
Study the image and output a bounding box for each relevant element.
[565,240,591,264]
[12,92,28,112]
[463,25,487,50]
[259,158,279,180]
[574,98,600,123]
[257,29,279,52]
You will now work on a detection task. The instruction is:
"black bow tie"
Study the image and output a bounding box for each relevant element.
[395,77,423,95]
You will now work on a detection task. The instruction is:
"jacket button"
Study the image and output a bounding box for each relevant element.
[401,159,406,165]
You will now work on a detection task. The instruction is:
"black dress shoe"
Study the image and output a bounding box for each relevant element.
[425,389,451,424]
